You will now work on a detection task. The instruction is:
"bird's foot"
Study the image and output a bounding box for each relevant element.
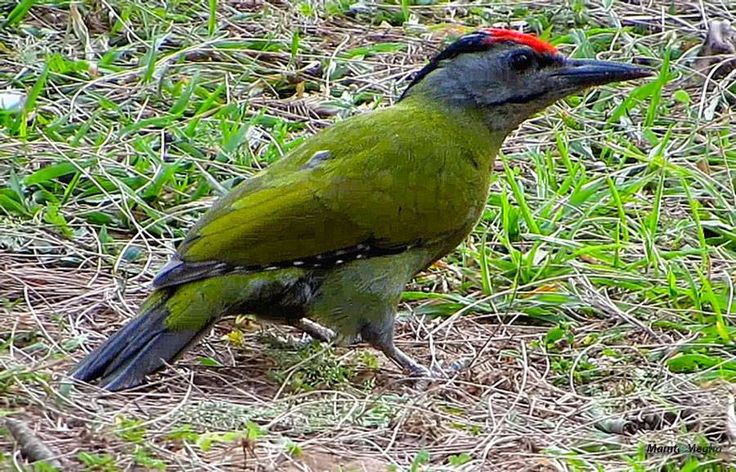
[433,358,471,377]
[407,364,434,390]
[408,358,470,390]
[260,332,319,350]
[260,318,338,350]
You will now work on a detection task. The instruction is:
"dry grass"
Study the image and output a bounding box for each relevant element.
[2,1,736,470]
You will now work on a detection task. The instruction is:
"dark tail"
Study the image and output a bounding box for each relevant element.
[70,270,307,391]
[70,290,209,391]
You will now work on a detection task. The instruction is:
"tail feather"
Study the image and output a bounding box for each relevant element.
[70,270,308,391]
[99,329,202,391]
[71,291,207,391]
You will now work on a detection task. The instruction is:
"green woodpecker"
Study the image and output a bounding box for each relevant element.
[71,29,650,390]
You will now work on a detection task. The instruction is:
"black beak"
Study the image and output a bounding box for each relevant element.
[552,58,652,87]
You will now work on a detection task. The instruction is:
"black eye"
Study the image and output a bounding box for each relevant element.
[509,51,534,71]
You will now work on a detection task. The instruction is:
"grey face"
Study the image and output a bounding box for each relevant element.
[403,42,650,133]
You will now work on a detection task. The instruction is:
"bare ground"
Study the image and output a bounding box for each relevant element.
[2,1,736,470]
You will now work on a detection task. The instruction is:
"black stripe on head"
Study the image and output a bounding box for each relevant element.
[399,32,492,101]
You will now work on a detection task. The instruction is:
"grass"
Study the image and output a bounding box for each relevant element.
[2,0,736,470]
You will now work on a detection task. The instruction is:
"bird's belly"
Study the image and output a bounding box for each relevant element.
[305,248,433,340]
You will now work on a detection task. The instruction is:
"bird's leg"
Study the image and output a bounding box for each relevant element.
[360,317,432,378]
[359,312,471,384]
[293,319,363,346]
[293,318,336,343]
[261,318,336,350]
[379,340,432,377]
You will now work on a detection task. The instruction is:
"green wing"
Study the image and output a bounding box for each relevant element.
[179,168,373,267]
[159,100,499,287]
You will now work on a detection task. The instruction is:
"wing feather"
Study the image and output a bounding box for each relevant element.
[156,102,498,288]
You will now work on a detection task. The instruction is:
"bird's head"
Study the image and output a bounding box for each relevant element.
[400,29,651,132]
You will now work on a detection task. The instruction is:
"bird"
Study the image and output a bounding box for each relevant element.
[70,28,650,391]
